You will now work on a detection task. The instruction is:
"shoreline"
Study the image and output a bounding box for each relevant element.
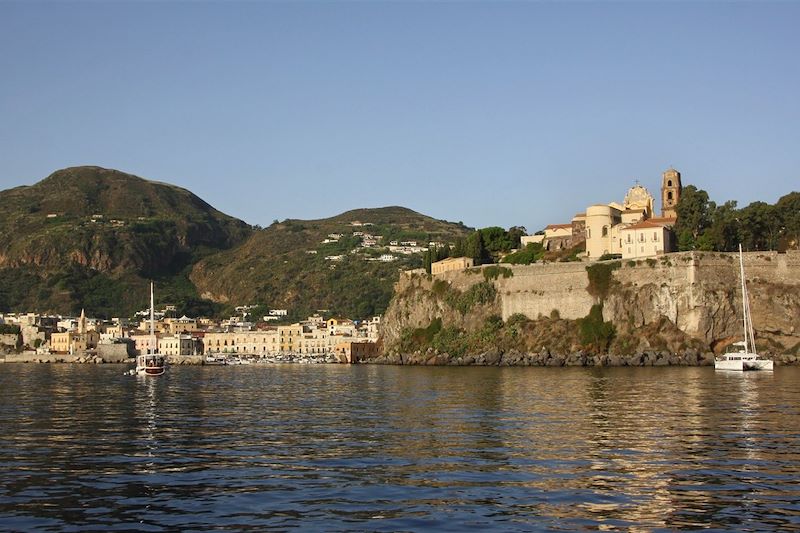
[3,350,798,367]
[368,348,800,367]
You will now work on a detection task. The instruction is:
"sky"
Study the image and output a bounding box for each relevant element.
[1,1,798,232]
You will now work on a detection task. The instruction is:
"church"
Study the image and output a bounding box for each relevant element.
[541,168,683,260]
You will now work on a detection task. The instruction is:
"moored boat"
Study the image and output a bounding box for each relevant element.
[715,245,773,372]
[129,282,167,376]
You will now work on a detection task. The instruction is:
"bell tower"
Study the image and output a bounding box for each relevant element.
[661,167,682,219]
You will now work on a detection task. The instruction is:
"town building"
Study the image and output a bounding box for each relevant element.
[49,310,100,354]
[619,219,677,260]
[159,334,195,356]
[431,256,474,275]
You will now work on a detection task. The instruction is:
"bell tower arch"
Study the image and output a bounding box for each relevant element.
[661,167,682,219]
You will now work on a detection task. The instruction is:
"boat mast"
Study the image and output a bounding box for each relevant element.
[150,281,155,355]
[739,244,749,353]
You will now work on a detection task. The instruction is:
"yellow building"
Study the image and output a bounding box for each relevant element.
[50,330,100,354]
[50,309,100,353]
[164,316,198,334]
[431,257,474,276]
[585,183,667,259]
[204,330,280,354]
[278,324,303,352]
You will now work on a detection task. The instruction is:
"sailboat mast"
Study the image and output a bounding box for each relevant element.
[739,244,749,353]
[150,281,155,354]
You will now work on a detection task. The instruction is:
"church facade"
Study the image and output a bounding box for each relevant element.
[540,168,683,260]
[584,168,682,260]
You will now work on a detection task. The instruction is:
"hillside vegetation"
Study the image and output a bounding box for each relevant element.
[191,207,472,319]
[0,166,251,316]
[0,167,471,320]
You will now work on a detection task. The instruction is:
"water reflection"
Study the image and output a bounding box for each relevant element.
[1,365,799,531]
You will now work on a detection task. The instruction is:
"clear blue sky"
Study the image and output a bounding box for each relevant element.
[1,1,798,231]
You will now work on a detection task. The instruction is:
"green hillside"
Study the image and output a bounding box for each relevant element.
[191,207,473,320]
[0,166,252,317]
[0,167,472,320]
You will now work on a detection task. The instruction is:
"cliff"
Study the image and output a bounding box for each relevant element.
[378,251,800,364]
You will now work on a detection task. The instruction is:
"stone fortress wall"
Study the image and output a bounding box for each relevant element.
[443,250,800,343]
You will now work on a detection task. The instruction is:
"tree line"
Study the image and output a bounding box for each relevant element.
[422,226,529,272]
[675,186,799,252]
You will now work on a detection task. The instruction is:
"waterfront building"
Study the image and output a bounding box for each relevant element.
[298,326,329,354]
[130,333,159,356]
[159,334,195,356]
[278,324,304,352]
[203,330,280,355]
[328,318,357,337]
[49,309,100,354]
[333,341,379,363]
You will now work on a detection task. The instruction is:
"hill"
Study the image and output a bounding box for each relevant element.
[0,167,472,320]
[0,166,252,316]
[191,206,473,320]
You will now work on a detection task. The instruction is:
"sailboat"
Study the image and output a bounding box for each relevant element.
[132,282,166,376]
[714,245,774,371]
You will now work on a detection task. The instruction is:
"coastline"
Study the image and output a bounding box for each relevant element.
[3,350,797,367]
[368,348,800,367]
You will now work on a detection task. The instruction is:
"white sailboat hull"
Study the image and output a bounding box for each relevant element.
[715,354,773,371]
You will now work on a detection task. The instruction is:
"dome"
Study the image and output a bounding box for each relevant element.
[623,184,654,211]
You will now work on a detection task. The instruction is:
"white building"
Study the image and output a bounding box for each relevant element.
[620,219,676,260]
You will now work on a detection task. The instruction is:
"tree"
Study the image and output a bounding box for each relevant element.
[479,227,509,253]
[738,201,779,251]
[776,192,800,250]
[466,231,491,265]
[423,248,434,274]
[674,185,715,251]
[507,226,526,249]
[451,238,466,258]
[704,200,739,252]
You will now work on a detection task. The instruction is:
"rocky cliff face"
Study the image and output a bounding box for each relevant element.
[380,252,800,362]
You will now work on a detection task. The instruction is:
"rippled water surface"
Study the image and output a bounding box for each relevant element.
[2,365,800,531]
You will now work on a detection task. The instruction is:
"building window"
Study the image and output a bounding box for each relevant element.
[587,228,591,238]
[668,191,673,200]
[602,226,608,237]
[668,180,672,187]
[639,233,645,242]
[653,232,658,241]
[626,234,632,243]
